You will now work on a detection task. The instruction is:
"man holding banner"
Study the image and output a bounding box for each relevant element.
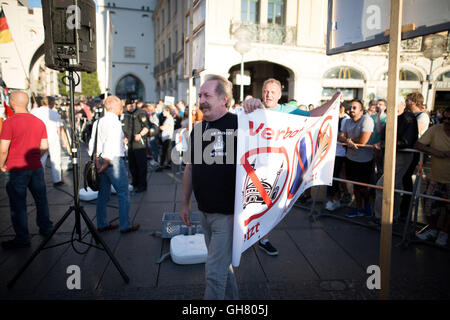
[243,79,336,256]
[180,74,341,298]
[180,74,239,300]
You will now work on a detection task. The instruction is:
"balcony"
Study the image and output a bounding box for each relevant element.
[230,22,297,46]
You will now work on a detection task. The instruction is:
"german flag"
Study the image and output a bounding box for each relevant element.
[0,8,13,44]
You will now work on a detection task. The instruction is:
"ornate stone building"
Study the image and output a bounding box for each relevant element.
[159,0,449,111]
[0,0,59,96]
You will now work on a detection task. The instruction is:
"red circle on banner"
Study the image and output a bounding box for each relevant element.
[240,146,290,226]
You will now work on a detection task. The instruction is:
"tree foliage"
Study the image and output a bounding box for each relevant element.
[58,71,101,97]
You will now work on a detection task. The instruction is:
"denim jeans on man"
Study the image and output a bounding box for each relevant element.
[96,157,131,231]
[199,212,239,300]
[149,136,160,162]
[5,167,53,245]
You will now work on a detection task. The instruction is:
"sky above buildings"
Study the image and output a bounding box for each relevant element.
[28,0,41,8]
[28,0,98,9]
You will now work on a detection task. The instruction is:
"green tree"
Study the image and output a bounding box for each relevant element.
[58,72,68,96]
[58,71,101,97]
[81,71,101,97]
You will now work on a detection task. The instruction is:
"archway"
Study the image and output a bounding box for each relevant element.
[115,74,145,101]
[228,61,292,104]
[435,70,450,111]
[29,44,59,96]
[322,66,365,103]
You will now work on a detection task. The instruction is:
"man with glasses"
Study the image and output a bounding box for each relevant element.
[338,99,374,217]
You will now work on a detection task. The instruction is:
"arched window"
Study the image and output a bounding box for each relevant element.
[437,71,450,82]
[324,67,364,80]
[115,75,144,101]
[382,69,420,81]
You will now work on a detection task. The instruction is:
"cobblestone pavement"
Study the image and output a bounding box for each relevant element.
[1,148,449,300]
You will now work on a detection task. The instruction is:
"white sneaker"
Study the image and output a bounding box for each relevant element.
[332,200,341,210]
[325,200,341,211]
[325,201,334,211]
[416,229,438,241]
[150,160,159,166]
[435,232,448,246]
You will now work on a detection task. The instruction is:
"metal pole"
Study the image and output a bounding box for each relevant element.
[240,54,244,102]
[425,59,433,110]
[104,8,110,96]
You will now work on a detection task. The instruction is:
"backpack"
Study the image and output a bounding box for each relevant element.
[84,122,100,191]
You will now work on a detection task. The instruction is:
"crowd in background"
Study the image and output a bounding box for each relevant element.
[4,89,448,247]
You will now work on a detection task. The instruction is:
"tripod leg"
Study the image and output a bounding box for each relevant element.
[7,206,75,289]
[77,206,130,283]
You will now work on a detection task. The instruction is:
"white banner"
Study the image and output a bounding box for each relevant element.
[232,94,341,267]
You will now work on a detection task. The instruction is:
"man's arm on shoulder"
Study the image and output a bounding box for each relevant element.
[0,139,11,171]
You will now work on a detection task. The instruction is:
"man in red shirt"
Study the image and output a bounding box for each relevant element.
[0,91,53,249]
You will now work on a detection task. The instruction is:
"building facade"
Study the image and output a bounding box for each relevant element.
[152,0,188,103]
[96,0,158,102]
[164,0,449,111]
[0,0,59,96]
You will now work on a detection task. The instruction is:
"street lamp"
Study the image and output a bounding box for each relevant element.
[233,26,252,102]
[422,34,445,110]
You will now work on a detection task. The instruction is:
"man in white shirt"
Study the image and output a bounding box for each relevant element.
[156,107,175,172]
[89,95,139,233]
[31,96,66,186]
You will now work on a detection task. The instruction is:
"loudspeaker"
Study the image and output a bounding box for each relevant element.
[42,0,97,72]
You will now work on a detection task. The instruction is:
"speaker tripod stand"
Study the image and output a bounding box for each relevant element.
[7,70,129,289]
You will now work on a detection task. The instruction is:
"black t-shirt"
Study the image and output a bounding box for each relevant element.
[189,112,238,215]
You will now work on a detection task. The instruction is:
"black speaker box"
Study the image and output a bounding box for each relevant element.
[42,0,97,72]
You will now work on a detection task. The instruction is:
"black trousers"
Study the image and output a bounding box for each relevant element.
[400,152,420,216]
[327,156,345,198]
[128,147,148,190]
[160,139,172,167]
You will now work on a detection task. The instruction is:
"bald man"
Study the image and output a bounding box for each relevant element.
[88,95,140,233]
[0,91,53,250]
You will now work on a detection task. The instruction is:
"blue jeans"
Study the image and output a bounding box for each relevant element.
[149,137,160,162]
[199,212,239,300]
[5,168,53,244]
[96,157,131,231]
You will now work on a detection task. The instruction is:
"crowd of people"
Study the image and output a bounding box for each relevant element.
[0,77,448,300]
[328,93,450,249]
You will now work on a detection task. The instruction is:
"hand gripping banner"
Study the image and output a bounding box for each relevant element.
[232,95,341,267]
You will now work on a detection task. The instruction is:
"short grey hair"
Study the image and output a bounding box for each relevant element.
[203,74,233,107]
[262,78,282,92]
